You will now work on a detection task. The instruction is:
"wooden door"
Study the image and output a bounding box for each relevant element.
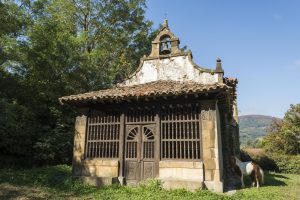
[140,124,155,181]
[125,124,156,186]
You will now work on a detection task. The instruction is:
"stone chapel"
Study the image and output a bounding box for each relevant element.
[59,20,240,192]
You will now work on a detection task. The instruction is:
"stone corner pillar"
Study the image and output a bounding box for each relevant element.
[72,107,89,177]
[201,101,224,193]
[231,100,241,158]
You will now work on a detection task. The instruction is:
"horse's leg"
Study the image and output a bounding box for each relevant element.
[256,174,260,188]
[250,171,256,187]
[241,173,245,188]
[256,167,261,188]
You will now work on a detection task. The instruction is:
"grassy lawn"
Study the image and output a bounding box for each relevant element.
[0,165,299,200]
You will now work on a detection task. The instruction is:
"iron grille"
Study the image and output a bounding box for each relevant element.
[160,103,201,160]
[85,109,121,158]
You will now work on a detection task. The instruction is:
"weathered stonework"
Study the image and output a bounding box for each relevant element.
[232,100,240,157]
[81,160,119,177]
[201,103,224,192]
[61,20,238,193]
[121,54,220,86]
[119,20,223,87]
[72,108,88,176]
[159,161,204,190]
[72,108,121,187]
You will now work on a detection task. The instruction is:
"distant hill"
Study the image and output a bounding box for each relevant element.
[239,115,281,147]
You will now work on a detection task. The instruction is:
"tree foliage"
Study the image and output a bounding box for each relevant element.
[0,0,155,167]
[263,104,300,155]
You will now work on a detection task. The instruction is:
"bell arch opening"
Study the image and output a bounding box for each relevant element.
[160,35,171,55]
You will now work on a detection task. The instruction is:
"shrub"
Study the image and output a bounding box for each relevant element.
[241,148,278,171]
[262,104,300,155]
[241,148,300,174]
[270,154,300,174]
[138,179,163,191]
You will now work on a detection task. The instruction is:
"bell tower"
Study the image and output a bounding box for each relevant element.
[121,19,224,86]
[149,20,182,58]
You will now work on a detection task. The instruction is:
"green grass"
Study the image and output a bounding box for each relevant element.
[0,165,299,200]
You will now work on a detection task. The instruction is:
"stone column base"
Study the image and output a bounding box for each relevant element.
[204,180,223,193]
[118,176,125,185]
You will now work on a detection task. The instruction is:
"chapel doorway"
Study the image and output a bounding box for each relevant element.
[125,124,156,186]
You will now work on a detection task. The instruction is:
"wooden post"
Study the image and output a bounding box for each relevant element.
[119,113,125,180]
[155,111,160,177]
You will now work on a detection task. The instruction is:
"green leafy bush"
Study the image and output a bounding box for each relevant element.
[241,149,278,171]
[270,154,300,174]
[262,104,300,155]
[242,149,300,174]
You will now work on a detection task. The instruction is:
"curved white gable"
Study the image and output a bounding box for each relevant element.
[122,55,219,86]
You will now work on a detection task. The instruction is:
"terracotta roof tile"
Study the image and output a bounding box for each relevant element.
[59,80,231,104]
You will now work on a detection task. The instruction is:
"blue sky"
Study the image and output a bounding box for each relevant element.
[145,0,300,118]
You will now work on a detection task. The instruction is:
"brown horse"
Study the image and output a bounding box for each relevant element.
[233,156,264,188]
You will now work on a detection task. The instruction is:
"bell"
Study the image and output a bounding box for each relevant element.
[161,42,171,55]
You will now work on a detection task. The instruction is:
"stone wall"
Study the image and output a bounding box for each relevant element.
[72,108,120,186]
[78,159,119,186]
[72,108,88,176]
[81,160,119,177]
[122,55,220,86]
[232,100,241,157]
[72,104,226,192]
[159,161,204,190]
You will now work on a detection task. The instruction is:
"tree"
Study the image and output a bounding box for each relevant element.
[0,0,155,167]
[263,104,300,155]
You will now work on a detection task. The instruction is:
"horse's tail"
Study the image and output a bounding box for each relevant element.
[259,167,264,184]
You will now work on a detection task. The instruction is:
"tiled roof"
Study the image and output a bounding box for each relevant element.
[224,77,238,86]
[59,80,231,105]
